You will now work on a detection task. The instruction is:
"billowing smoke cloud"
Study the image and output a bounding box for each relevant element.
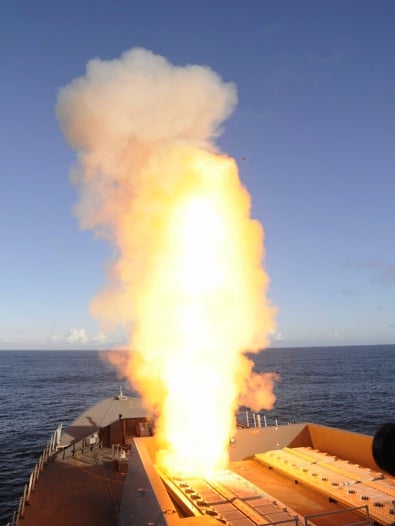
[57,48,277,476]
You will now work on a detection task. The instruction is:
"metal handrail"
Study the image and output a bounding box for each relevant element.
[53,431,102,461]
[262,518,300,525]
[6,426,103,526]
[304,504,371,525]
[236,409,291,428]
[6,423,63,526]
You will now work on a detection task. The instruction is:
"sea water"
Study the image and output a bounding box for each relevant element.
[0,344,393,523]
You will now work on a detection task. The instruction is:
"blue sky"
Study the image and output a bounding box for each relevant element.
[1,0,394,349]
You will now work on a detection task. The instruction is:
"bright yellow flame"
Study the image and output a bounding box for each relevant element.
[103,146,276,477]
[57,49,277,479]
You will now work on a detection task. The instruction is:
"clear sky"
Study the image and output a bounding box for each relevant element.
[1,0,394,350]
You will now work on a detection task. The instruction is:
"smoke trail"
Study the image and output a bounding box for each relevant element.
[57,48,277,476]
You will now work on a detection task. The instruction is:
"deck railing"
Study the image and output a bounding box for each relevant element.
[53,431,102,461]
[262,518,300,525]
[304,504,371,525]
[236,409,290,429]
[6,425,103,526]
[6,423,63,526]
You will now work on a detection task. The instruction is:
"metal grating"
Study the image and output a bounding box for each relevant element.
[164,470,303,526]
[256,448,395,525]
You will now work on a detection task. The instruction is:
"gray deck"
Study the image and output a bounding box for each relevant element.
[61,396,148,445]
[22,447,124,526]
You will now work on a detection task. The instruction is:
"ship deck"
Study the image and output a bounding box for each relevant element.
[230,459,369,526]
[121,425,394,526]
[11,405,394,526]
[20,447,125,526]
[19,451,379,526]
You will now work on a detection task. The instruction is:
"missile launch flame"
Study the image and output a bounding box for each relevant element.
[57,48,278,477]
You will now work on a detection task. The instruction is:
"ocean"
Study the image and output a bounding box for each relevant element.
[0,344,393,523]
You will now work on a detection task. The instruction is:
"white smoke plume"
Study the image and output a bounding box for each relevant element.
[57,48,277,476]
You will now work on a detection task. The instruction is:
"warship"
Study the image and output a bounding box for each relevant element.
[5,387,395,526]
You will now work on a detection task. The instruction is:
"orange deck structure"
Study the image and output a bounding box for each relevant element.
[9,398,395,526]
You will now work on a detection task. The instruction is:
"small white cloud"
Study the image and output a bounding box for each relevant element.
[271,330,283,341]
[65,328,89,344]
[326,329,339,339]
[92,331,107,343]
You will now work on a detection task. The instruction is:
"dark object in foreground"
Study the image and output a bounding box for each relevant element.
[373,422,395,476]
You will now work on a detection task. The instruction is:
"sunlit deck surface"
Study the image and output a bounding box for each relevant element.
[20,450,390,526]
[16,407,395,526]
[19,395,149,526]
[21,447,124,526]
[122,424,394,526]
[231,459,357,525]
[161,463,363,526]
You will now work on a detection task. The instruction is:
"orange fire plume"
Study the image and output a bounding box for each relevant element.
[57,48,278,478]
